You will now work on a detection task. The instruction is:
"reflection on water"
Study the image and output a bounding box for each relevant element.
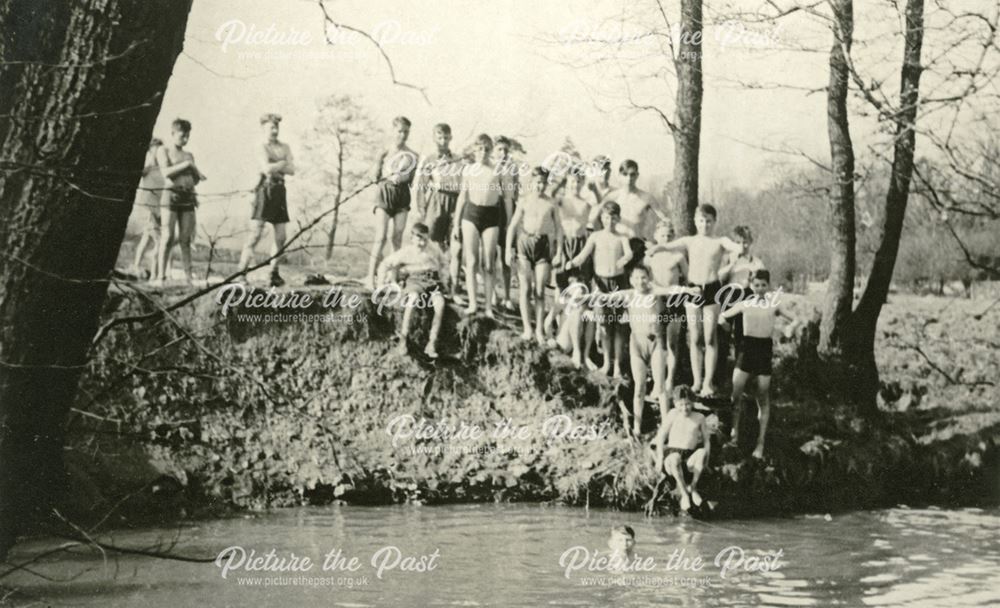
[5,505,999,607]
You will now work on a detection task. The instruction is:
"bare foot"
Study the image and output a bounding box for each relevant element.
[546,338,559,349]
[699,384,717,398]
[464,306,478,316]
[690,489,703,507]
[423,344,438,359]
[585,358,599,371]
[680,493,692,512]
[364,276,376,290]
[632,422,641,438]
[612,366,623,379]
[598,362,611,376]
[395,341,408,356]
[535,331,546,346]
[571,352,583,369]
[484,309,496,320]
[690,381,702,395]
[520,330,533,340]
[752,445,765,459]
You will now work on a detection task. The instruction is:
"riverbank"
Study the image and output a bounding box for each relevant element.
[63,284,1000,529]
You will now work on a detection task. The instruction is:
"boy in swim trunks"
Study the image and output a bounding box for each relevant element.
[718,269,793,459]
[238,113,295,287]
[656,204,743,397]
[652,385,711,512]
[494,136,519,311]
[378,223,450,359]
[452,134,503,317]
[565,201,633,377]
[505,166,560,343]
[604,159,669,268]
[131,138,164,280]
[586,155,614,228]
[366,116,418,289]
[645,220,691,402]
[155,118,205,286]
[415,123,462,249]
[546,164,595,341]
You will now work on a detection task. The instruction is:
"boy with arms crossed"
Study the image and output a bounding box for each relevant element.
[366,116,418,289]
[238,113,295,287]
[155,119,205,286]
[505,167,561,343]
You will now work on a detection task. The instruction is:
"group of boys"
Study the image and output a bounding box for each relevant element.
[132,114,296,287]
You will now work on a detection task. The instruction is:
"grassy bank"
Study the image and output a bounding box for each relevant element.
[64,285,1000,528]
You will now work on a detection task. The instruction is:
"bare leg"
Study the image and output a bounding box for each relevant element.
[270,222,287,273]
[612,322,626,378]
[132,230,153,277]
[583,314,598,370]
[391,210,408,252]
[156,210,178,283]
[366,209,391,288]
[701,304,721,396]
[398,292,416,354]
[449,241,462,298]
[687,448,707,506]
[534,263,550,343]
[666,320,681,396]
[730,368,751,444]
[425,292,446,357]
[665,453,691,511]
[629,337,648,438]
[177,210,196,283]
[518,261,533,338]
[686,304,704,393]
[461,221,481,314]
[239,220,266,272]
[599,310,614,376]
[480,226,499,318]
[753,375,772,459]
[567,306,583,368]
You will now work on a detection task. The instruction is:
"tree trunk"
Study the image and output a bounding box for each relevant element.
[0,0,192,558]
[325,137,345,261]
[853,0,925,337]
[671,0,703,236]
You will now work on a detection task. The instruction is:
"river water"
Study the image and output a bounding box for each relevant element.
[5,505,999,607]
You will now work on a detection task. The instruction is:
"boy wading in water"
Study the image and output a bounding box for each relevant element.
[453,134,503,318]
[718,269,792,459]
[238,113,295,287]
[378,223,449,359]
[652,385,711,512]
[505,166,560,343]
[565,201,633,377]
[131,138,164,280]
[155,118,205,286]
[658,204,743,398]
[367,116,418,289]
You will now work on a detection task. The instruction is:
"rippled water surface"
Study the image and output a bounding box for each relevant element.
[5,505,999,607]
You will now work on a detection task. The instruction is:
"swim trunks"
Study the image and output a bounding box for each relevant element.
[593,274,628,294]
[516,232,552,267]
[252,177,289,224]
[462,203,501,232]
[735,335,773,376]
[627,237,647,271]
[425,190,459,244]
[687,280,723,308]
[163,187,197,213]
[556,234,592,291]
[665,446,696,478]
[403,270,445,297]
[375,182,411,217]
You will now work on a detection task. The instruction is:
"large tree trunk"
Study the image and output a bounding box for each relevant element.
[325,138,345,261]
[0,0,192,558]
[853,0,925,338]
[671,0,703,236]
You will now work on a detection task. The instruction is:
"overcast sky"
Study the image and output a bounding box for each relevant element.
[147,0,997,237]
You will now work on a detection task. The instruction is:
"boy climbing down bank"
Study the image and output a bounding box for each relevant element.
[505,166,560,343]
[564,201,633,377]
[657,204,743,398]
[652,385,711,512]
[718,269,794,459]
[378,223,449,359]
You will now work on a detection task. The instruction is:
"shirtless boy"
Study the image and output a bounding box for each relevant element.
[378,223,449,359]
[505,166,560,343]
[605,159,668,268]
[495,136,519,311]
[132,138,164,280]
[452,134,503,317]
[565,201,633,377]
[155,118,205,285]
[718,269,793,459]
[586,155,613,228]
[645,221,690,401]
[546,165,594,338]
[367,116,418,289]
[718,225,766,357]
[658,204,743,397]
[238,113,295,287]
[652,385,711,512]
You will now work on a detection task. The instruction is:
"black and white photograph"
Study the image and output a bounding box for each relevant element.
[1,0,999,605]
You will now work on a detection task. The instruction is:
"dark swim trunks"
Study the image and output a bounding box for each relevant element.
[627,237,647,271]
[687,280,723,308]
[375,182,411,217]
[462,203,501,232]
[425,190,459,244]
[516,233,552,267]
[556,234,592,291]
[164,187,197,213]
[594,273,628,294]
[403,270,445,297]
[735,335,773,376]
[252,177,289,224]
[665,446,696,478]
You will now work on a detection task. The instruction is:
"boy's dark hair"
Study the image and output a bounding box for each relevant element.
[619,159,639,174]
[673,384,695,402]
[612,525,635,539]
[433,123,451,135]
[149,138,163,147]
[602,201,621,217]
[733,225,753,242]
[259,113,282,125]
[594,155,611,171]
[531,166,550,183]
[411,223,430,236]
[753,269,771,283]
[630,264,651,277]
[475,133,493,150]
[495,135,511,148]
[392,116,411,129]
[696,204,717,219]
[171,118,191,134]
